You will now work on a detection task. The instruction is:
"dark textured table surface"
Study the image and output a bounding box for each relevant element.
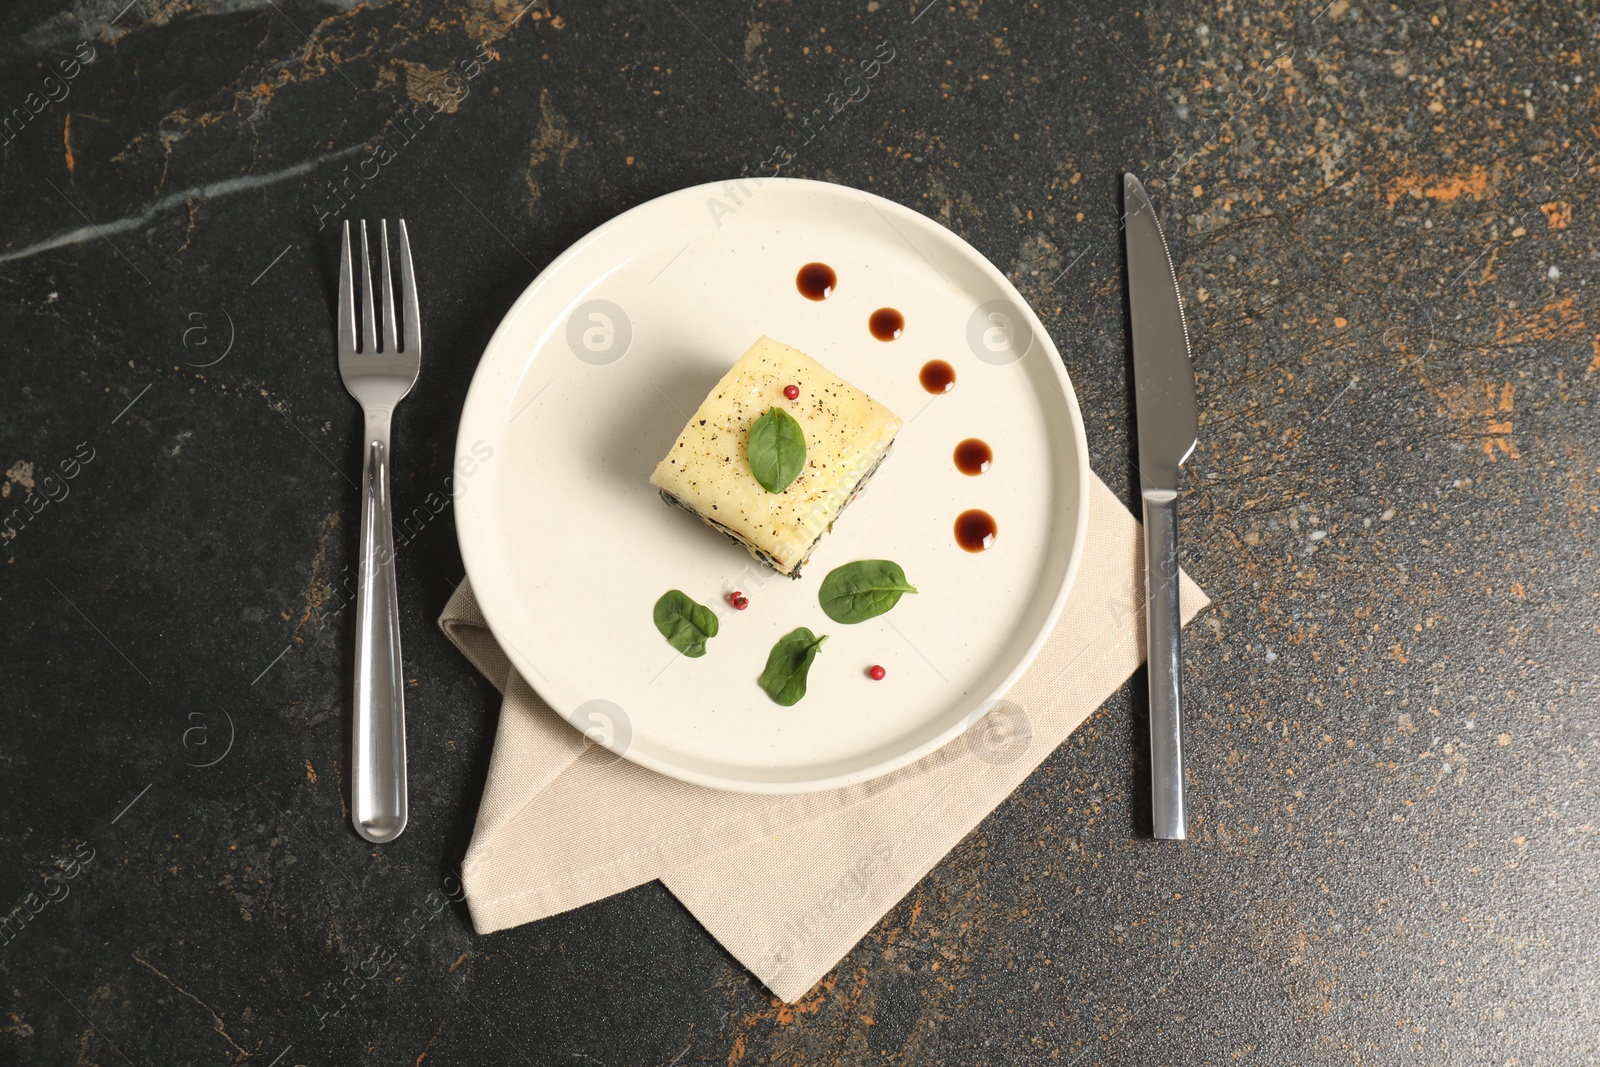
[4,1,1597,1063]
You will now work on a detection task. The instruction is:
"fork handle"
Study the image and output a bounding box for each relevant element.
[352,414,408,843]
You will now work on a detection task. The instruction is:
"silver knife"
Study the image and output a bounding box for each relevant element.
[1122,173,1198,841]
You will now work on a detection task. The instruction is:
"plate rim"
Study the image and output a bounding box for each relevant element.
[453,176,1092,793]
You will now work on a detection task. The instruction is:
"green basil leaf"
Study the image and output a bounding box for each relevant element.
[758,626,828,706]
[817,559,919,624]
[746,406,807,494]
[652,589,720,657]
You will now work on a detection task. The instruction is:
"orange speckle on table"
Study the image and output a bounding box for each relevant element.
[1334,316,1348,328]
[305,760,317,783]
[1384,165,1490,208]
[1497,734,1512,746]
[1541,200,1571,229]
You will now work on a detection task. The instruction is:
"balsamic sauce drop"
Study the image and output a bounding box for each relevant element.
[954,438,993,475]
[797,263,837,300]
[919,359,956,394]
[954,509,998,552]
[869,307,905,341]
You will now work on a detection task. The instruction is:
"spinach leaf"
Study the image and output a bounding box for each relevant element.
[653,589,720,657]
[817,559,918,624]
[746,407,807,494]
[758,627,828,706]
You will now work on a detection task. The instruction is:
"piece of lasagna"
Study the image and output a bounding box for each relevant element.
[649,336,902,578]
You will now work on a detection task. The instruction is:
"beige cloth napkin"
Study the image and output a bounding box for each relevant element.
[440,471,1208,1002]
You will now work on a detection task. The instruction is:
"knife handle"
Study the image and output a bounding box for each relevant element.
[1141,489,1186,840]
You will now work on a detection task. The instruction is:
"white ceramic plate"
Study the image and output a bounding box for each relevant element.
[454,177,1089,793]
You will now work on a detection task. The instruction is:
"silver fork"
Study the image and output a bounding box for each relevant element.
[338,219,420,844]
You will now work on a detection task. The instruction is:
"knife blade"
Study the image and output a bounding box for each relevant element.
[1123,173,1198,841]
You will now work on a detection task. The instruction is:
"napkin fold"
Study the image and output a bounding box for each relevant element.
[441,471,1208,1002]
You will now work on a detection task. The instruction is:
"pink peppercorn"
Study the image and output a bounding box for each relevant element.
[868,664,886,680]
[783,384,800,400]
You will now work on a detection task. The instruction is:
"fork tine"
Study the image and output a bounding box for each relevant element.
[358,220,377,355]
[338,221,356,355]
[396,220,420,355]
[378,221,397,355]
